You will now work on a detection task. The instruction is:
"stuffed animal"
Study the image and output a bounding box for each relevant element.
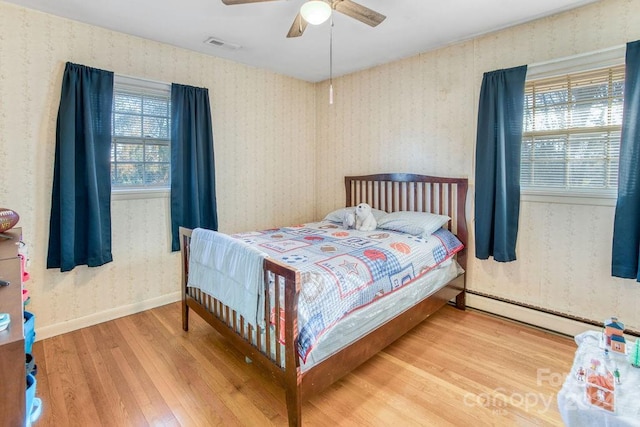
[342,208,356,229]
[355,203,377,231]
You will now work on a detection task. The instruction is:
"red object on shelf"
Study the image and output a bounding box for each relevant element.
[19,254,30,282]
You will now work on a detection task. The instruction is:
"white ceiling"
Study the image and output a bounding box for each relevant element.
[5,0,600,82]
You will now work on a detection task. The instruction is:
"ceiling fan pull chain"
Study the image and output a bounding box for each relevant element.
[329,13,334,105]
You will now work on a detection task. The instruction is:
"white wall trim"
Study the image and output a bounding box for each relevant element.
[521,192,617,207]
[526,44,625,80]
[35,292,181,341]
[112,188,170,201]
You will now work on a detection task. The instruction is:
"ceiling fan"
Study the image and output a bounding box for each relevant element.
[221,0,386,38]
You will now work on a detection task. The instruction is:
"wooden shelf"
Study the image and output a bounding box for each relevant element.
[0,227,26,426]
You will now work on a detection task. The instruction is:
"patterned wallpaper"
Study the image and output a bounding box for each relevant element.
[2,0,640,337]
[0,1,316,336]
[316,0,640,331]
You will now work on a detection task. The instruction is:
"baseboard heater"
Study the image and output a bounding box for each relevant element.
[465,289,640,338]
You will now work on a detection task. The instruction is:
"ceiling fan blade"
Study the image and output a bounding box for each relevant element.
[222,0,280,5]
[333,0,386,27]
[286,13,308,38]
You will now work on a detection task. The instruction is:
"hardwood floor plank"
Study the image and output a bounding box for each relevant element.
[150,305,287,423]
[116,314,200,426]
[100,318,180,426]
[33,302,576,426]
[341,372,456,425]
[93,322,149,426]
[38,335,70,427]
[74,327,130,427]
[125,310,238,426]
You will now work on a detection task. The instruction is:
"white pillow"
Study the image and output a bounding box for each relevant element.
[323,206,387,223]
[377,211,450,237]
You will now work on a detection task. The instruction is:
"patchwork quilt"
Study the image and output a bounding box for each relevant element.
[232,221,463,361]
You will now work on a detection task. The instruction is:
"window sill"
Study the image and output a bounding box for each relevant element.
[112,188,169,201]
[521,189,617,207]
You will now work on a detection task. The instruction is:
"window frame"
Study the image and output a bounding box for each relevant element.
[520,46,625,206]
[111,75,172,199]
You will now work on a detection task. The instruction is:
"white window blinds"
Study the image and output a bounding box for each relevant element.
[111,76,171,190]
[521,64,625,195]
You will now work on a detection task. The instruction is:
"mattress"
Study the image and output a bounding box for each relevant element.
[187,221,464,369]
[248,257,462,372]
[300,258,463,371]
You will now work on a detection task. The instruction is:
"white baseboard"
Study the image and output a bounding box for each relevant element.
[35,292,181,340]
[466,293,601,338]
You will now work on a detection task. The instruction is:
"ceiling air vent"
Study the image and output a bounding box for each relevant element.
[203,37,241,50]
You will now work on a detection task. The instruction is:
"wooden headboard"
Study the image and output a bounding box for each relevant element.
[345,173,468,270]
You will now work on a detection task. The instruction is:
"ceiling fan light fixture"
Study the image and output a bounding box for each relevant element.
[300,1,331,25]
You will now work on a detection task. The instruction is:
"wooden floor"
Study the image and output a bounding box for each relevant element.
[31,302,577,426]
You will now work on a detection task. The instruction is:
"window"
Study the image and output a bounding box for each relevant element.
[112,76,171,191]
[521,62,625,197]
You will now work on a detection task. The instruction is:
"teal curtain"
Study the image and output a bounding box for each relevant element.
[612,40,640,281]
[47,62,114,272]
[170,83,218,251]
[474,65,527,262]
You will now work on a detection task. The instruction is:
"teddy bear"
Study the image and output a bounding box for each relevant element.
[355,203,377,231]
[342,208,356,229]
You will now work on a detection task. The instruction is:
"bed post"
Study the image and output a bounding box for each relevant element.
[283,264,302,426]
[454,180,468,311]
[285,384,302,427]
[182,289,189,331]
[456,291,466,310]
[179,227,191,331]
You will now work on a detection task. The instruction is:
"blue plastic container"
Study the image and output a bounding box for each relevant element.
[24,310,35,354]
[25,373,42,427]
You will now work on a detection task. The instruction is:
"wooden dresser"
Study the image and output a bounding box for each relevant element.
[0,227,26,426]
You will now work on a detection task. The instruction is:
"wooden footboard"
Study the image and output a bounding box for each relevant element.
[179,227,304,424]
[180,228,300,381]
[180,173,468,427]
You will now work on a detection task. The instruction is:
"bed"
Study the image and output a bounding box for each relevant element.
[179,173,468,426]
